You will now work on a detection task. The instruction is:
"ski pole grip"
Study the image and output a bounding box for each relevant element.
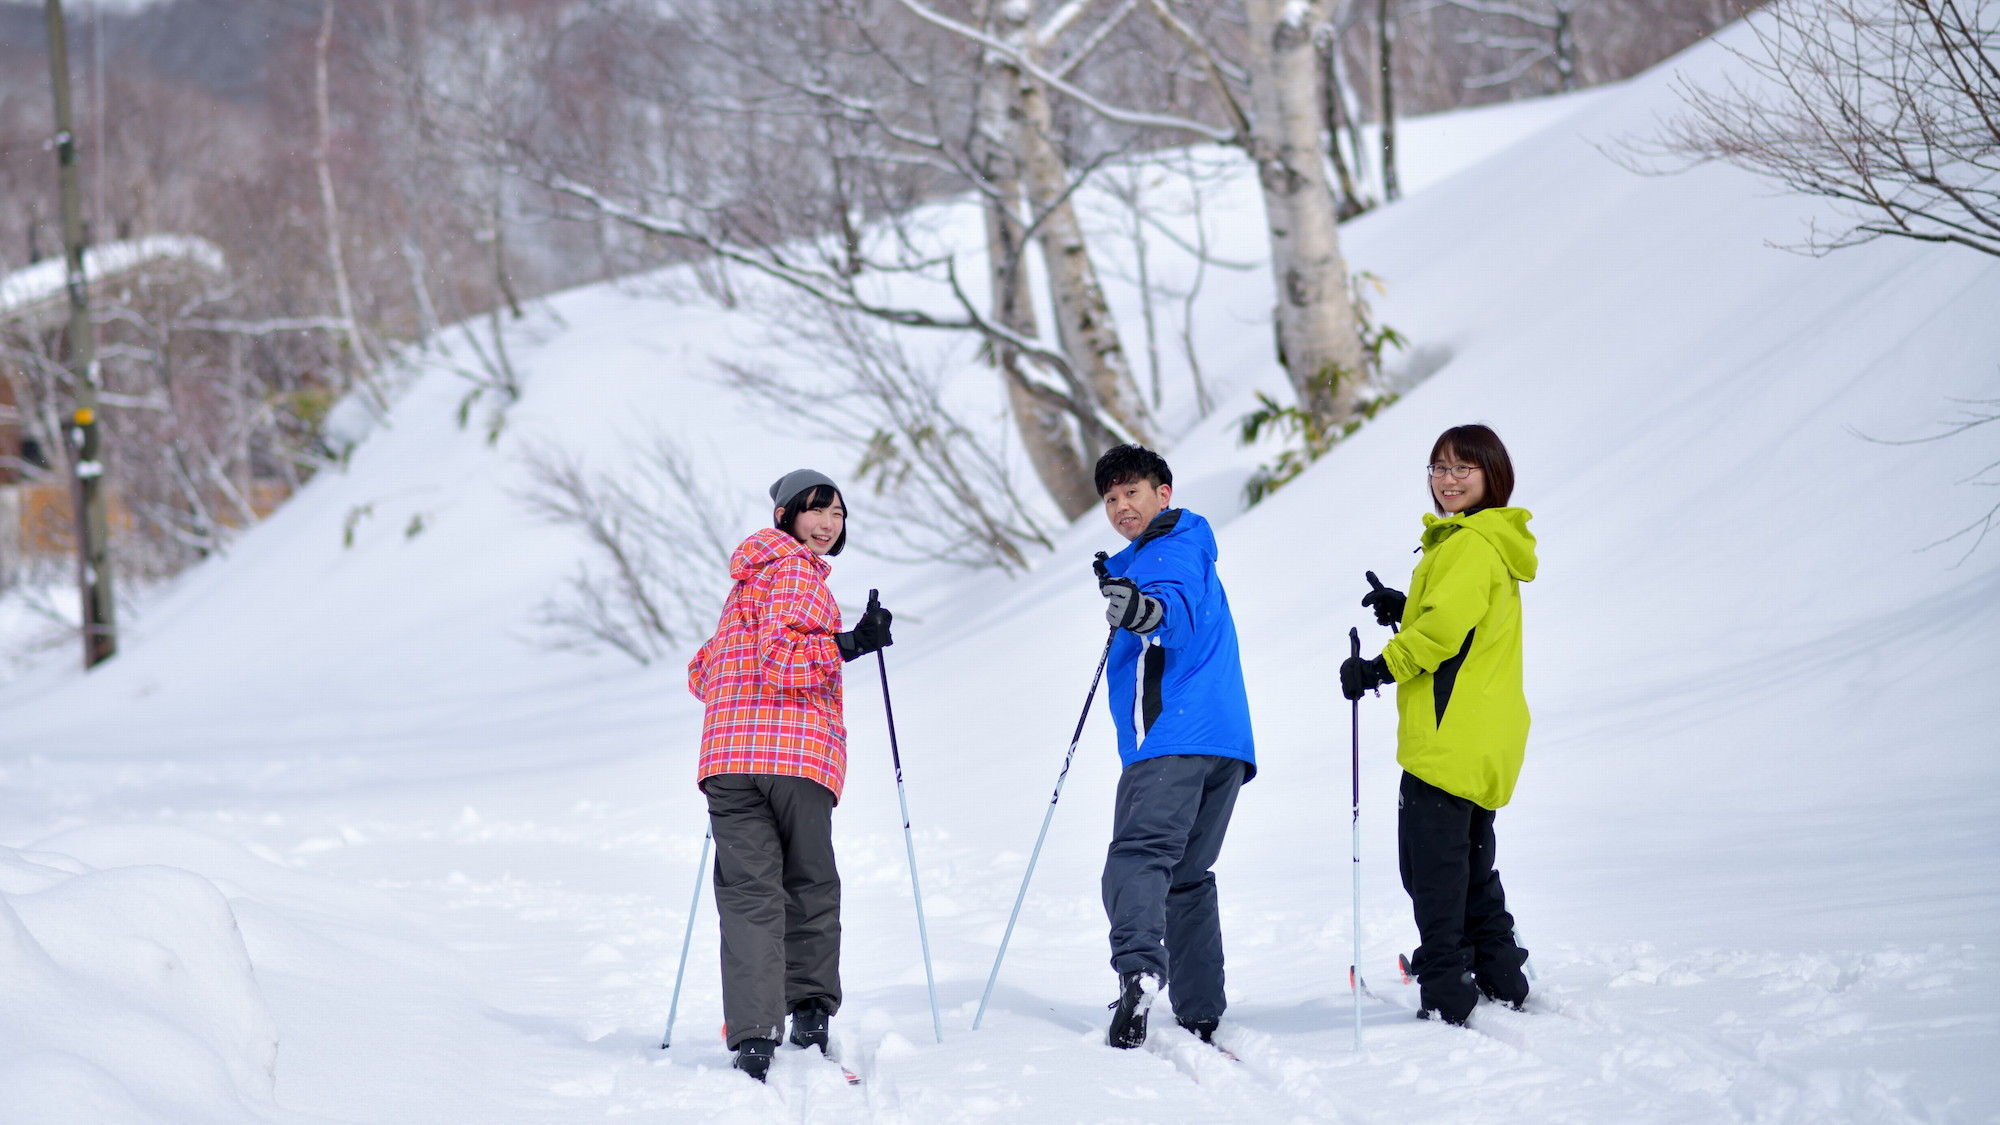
[1349,626,1360,659]
[867,588,881,614]
[1092,551,1110,580]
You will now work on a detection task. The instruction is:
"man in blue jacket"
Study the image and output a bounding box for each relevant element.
[1093,444,1256,1050]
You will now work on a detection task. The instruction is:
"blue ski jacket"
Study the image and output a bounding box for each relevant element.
[1100,509,1256,781]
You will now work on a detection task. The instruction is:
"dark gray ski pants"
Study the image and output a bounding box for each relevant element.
[703,773,841,1048]
[1101,753,1246,1025]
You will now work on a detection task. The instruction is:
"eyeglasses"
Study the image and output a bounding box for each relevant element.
[1426,464,1480,479]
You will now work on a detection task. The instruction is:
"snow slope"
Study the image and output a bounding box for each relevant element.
[3,17,1998,1124]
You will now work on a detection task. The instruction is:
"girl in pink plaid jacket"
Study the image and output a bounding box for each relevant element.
[686,469,891,1082]
[690,523,849,795]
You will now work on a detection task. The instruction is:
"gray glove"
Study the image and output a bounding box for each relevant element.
[1100,577,1164,634]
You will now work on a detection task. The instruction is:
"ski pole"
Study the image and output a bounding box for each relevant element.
[661,827,712,1049]
[975,558,1119,1031]
[1349,627,1365,1052]
[869,589,944,1045]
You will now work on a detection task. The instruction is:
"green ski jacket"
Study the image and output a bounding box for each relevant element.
[1380,507,1537,810]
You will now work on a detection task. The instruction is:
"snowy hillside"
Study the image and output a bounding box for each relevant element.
[3,15,1997,1124]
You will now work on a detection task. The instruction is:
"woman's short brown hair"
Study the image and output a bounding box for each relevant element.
[1429,424,1515,515]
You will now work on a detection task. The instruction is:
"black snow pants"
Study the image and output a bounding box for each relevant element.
[1397,770,1529,1022]
[1102,753,1247,1026]
[703,773,841,1048]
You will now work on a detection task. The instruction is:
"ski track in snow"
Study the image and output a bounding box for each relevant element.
[16,799,1966,1123]
[4,13,2000,1125]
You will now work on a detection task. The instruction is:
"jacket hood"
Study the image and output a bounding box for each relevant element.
[1422,507,1536,581]
[730,527,824,581]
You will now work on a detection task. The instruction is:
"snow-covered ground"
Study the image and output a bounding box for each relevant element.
[3,16,1998,1124]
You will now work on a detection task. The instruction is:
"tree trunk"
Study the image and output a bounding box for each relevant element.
[402,235,440,340]
[488,164,524,321]
[987,194,1099,519]
[1243,0,1368,424]
[315,0,388,418]
[1317,23,1366,220]
[1376,0,1401,201]
[975,46,1098,520]
[1553,3,1577,93]
[995,6,1157,451]
[1339,37,1372,200]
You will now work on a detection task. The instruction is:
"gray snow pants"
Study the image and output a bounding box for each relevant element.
[1101,753,1246,1025]
[702,773,841,1048]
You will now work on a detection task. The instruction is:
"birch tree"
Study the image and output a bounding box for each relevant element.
[1239,0,1371,419]
[1318,2,1374,218]
[899,0,1377,427]
[507,0,1167,520]
[1376,0,1403,200]
[982,0,1160,452]
[973,40,1103,518]
[313,0,388,417]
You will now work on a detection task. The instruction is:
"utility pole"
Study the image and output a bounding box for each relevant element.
[45,0,117,668]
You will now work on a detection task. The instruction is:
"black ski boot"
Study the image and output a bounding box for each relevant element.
[1477,977,1528,1012]
[732,1037,778,1082]
[1106,971,1160,1049]
[788,999,831,1053]
[1176,1017,1220,1045]
[1476,949,1531,1012]
[1413,961,1479,1026]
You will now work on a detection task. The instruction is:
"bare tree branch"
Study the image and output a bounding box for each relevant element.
[1634,0,2000,258]
[1143,0,1256,139]
[723,301,1058,572]
[890,0,1238,141]
[1054,0,1144,79]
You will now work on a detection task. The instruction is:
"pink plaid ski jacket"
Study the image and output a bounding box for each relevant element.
[689,527,847,800]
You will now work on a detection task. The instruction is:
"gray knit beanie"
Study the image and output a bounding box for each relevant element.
[769,468,840,509]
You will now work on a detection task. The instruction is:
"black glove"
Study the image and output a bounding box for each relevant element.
[1339,654,1393,701]
[1361,571,1406,629]
[1099,576,1164,634]
[836,602,893,662]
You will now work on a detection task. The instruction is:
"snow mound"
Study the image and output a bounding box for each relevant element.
[0,841,278,1125]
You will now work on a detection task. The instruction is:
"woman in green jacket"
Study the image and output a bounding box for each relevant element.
[1341,423,1537,1026]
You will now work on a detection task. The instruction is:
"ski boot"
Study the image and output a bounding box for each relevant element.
[788,999,831,1053]
[1176,1016,1220,1045]
[1477,978,1528,1012]
[1476,950,1531,1012]
[732,1037,778,1082]
[1106,971,1160,1049]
